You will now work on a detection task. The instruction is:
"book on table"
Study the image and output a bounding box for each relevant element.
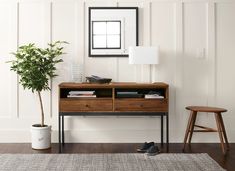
[116,91,143,98]
[67,94,97,98]
[67,90,96,98]
[144,94,164,99]
[117,92,138,95]
[69,91,95,95]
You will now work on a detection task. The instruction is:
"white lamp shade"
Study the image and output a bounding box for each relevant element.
[129,46,159,64]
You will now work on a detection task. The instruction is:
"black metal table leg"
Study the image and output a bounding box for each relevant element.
[161,115,163,146]
[166,112,169,152]
[59,113,61,153]
[62,115,64,145]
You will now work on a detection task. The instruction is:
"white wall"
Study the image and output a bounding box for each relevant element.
[0,0,235,143]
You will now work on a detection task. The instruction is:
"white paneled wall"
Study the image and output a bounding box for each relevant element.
[216,2,235,136]
[0,0,235,143]
[18,1,51,121]
[0,2,17,120]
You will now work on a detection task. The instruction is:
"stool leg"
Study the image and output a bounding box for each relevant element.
[183,111,194,151]
[188,111,197,144]
[218,113,229,151]
[215,113,226,154]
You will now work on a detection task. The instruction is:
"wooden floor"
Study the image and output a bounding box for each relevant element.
[0,143,234,171]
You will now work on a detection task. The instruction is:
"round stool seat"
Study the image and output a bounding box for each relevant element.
[186,106,227,113]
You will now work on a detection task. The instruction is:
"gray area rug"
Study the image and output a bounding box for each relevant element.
[0,153,225,171]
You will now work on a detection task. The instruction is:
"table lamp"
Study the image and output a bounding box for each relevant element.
[129,46,159,82]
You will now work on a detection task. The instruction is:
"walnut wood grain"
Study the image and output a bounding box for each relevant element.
[59,82,169,113]
[186,106,227,113]
[59,82,169,89]
[183,106,229,155]
[114,99,168,112]
[60,99,113,112]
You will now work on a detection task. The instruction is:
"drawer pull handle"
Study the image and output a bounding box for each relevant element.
[85,104,89,107]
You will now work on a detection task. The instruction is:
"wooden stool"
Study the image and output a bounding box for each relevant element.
[183,106,229,154]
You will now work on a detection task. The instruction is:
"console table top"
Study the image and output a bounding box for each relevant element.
[59,82,169,88]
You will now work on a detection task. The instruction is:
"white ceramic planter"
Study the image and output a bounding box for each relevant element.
[31,125,51,150]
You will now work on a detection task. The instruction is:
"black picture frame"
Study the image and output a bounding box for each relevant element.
[88,7,139,57]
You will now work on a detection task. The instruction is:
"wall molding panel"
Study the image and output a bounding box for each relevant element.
[0,0,235,142]
[0,2,18,119]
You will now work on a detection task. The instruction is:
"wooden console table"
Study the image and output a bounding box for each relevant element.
[58,82,169,152]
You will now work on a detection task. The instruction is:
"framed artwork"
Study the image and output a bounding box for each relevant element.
[88,7,138,57]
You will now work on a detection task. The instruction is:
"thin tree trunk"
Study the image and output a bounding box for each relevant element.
[38,91,44,127]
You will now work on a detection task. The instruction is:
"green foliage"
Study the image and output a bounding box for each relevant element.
[8,41,67,126]
[9,41,67,92]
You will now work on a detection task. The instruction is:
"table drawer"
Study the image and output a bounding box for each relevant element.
[114,99,168,112]
[60,99,113,112]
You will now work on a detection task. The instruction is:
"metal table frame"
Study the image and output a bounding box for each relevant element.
[58,112,169,153]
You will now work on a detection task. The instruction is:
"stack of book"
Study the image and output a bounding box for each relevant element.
[67,91,96,98]
[116,91,143,98]
[145,93,164,99]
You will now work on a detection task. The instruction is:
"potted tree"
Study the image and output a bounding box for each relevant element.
[9,41,67,149]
